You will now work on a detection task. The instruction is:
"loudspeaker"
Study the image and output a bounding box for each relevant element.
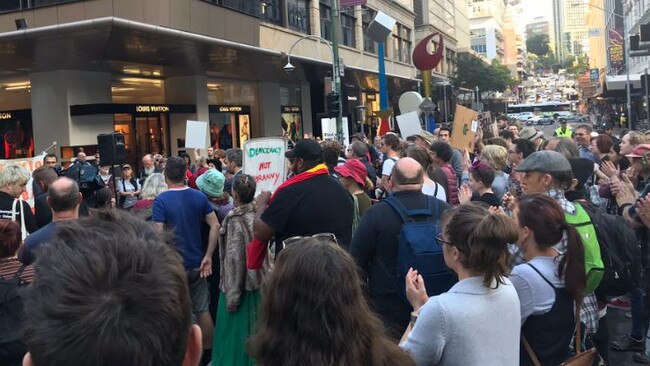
[97,133,126,166]
[366,11,396,43]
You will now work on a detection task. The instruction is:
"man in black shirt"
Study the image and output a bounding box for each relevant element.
[31,166,58,229]
[0,164,37,234]
[253,139,353,249]
[351,157,450,339]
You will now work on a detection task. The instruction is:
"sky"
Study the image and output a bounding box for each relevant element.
[518,0,554,31]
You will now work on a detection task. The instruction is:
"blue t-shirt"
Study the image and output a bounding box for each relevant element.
[20,221,60,265]
[152,187,214,270]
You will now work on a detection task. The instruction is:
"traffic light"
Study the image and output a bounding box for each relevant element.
[326,92,340,118]
[642,73,649,91]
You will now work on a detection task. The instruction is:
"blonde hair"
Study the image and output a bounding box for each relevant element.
[627,131,648,147]
[480,145,508,171]
[0,164,30,188]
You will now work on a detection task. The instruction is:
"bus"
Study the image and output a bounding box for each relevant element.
[507,101,573,117]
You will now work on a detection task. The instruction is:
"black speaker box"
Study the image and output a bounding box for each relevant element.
[97,133,127,166]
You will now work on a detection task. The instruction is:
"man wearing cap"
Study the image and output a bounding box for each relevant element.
[554,120,573,138]
[518,126,545,151]
[507,150,601,340]
[412,130,436,150]
[253,139,353,249]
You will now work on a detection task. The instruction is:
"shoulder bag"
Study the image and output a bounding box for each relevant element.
[522,302,598,366]
[10,198,28,240]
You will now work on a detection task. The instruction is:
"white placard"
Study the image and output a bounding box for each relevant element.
[321,117,350,146]
[243,137,288,194]
[471,120,479,133]
[396,111,422,139]
[185,120,208,149]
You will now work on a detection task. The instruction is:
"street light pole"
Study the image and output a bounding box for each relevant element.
[331,0,344,143]
[284,33,343,143]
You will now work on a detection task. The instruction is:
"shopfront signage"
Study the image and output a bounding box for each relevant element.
[219,106,243,112]
[0,112,12,120]
[135,105,170,113]
[366,93,377,101]
[281,106,301,113]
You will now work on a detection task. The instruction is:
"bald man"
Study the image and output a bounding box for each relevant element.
[351,157,451,340]
[20,177,82,265]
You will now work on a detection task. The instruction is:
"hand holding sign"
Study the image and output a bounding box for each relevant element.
[243,138,288,194]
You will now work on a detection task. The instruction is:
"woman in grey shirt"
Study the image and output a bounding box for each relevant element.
[400,203,521,366]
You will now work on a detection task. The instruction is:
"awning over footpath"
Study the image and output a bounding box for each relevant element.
[605,74,643,90]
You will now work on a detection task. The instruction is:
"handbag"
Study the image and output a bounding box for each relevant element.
[10,198,28,241]
[522,302,598,366]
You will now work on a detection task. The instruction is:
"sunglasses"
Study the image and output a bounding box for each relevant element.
[435,233,465,253]
[282,233,338,247]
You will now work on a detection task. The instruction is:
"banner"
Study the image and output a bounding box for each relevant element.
[321,117,350,146]
[0,152,47,207]
[243,138,287,194]
[608,29,625,73]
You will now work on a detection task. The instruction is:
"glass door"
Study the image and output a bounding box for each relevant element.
[114,113,169,173]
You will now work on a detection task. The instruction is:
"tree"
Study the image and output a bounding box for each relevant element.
[526,33,550,57]
[567,55,589,76]
[451,53,514,93]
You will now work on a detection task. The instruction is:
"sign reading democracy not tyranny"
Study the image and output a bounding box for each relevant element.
[243,137,287,194]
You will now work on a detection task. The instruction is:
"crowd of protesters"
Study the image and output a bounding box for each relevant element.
[1,114,650,366]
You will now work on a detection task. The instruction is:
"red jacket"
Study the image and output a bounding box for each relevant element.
[440,163,459,205]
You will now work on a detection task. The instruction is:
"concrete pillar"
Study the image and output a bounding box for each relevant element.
[30,70,112,154]
[165,75,209,156]
[310,0,321,37]
[300,81,313,135]
[259,82,282,138]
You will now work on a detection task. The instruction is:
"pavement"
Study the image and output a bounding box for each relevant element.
[607,307,645,365]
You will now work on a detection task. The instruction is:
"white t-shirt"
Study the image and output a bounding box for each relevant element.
[382,157,397,177]
[422,182,447,202]
[510,256,565,323]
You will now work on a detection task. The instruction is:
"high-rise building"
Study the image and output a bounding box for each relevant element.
[552,0,567,62]
[525,17,554,54]
[586,0,607,71]
[504,3,527,79]
[564,0,590,55]
[469,0,506,61]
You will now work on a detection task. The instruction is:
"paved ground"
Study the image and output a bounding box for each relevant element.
[607,307,644,365]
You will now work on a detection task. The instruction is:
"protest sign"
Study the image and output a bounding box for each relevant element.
[396,111,422,139]
[449,105,479,151]
[0,152,47,207]
[243,137,287,194]
[185,120,208,149]
[321,117,350,146]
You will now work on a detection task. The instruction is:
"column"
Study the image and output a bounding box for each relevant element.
[165,75,209,156]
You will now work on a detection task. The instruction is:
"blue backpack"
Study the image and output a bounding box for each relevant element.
[385,195,457,300]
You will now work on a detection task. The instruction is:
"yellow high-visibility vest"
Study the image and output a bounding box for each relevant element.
[555,127,572,137]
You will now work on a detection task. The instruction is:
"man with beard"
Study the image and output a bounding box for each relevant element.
[253,139,353,250]
[139,154,162,185]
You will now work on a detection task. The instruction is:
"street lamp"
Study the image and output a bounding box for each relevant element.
[580,2,632,130]
[284,36,343,142]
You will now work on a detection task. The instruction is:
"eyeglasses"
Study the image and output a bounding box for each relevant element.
[435,233,465,253]
[282,233,338,247]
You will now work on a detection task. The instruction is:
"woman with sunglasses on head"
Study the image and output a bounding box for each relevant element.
[248,238,415,366]
[458,161,500,207]
[212,174,261,366]
[510,194,586,365]
[400,203,521,366]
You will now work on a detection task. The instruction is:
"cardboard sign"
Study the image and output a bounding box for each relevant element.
[185,120,208,149]
[450,105,479,151]
[396,111,422,139]
[321,117,350,146]
[243,137,287,194]
[0,152,47,207]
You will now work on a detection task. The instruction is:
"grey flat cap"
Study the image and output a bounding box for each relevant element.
[515,150,573,173]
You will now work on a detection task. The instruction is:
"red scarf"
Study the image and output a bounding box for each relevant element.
[246,164,329,269]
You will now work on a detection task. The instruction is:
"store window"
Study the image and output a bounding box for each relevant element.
[0,110,33,159]
[392,23,412,63]
[204,0,262,17]
[362,9,378,54]
[287,0,310,33]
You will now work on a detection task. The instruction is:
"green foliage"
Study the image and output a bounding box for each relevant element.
[526,33,551,57]
[567,55,589,76]
[451,53,515,92]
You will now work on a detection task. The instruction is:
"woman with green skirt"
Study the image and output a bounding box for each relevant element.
[213,174,261,366]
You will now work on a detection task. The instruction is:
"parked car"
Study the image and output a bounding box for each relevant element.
[559,114,590,124]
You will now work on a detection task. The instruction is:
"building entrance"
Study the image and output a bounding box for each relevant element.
[114,113,169,172]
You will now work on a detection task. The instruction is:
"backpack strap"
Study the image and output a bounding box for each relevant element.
[385,195,435,223]
[526,263,557,290]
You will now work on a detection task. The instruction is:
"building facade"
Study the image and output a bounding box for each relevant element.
[552,0,567,62]
[564,0,590,55]
[0,0,419,168]
[469,0,506,61]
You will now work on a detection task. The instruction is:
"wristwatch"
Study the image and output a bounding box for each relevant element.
[410,311,419,327]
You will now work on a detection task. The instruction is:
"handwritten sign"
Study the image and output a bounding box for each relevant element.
[0,152,47,207]
[185,120,208,149]
[243,137,287,194]
[321,117,350,146]
[396,111,422,139]
[450,105,479,151]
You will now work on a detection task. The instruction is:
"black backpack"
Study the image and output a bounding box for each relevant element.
[578,201,642,297]
[0,265,27,365]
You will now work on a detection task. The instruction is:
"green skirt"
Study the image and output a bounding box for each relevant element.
[212,290,260,366]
